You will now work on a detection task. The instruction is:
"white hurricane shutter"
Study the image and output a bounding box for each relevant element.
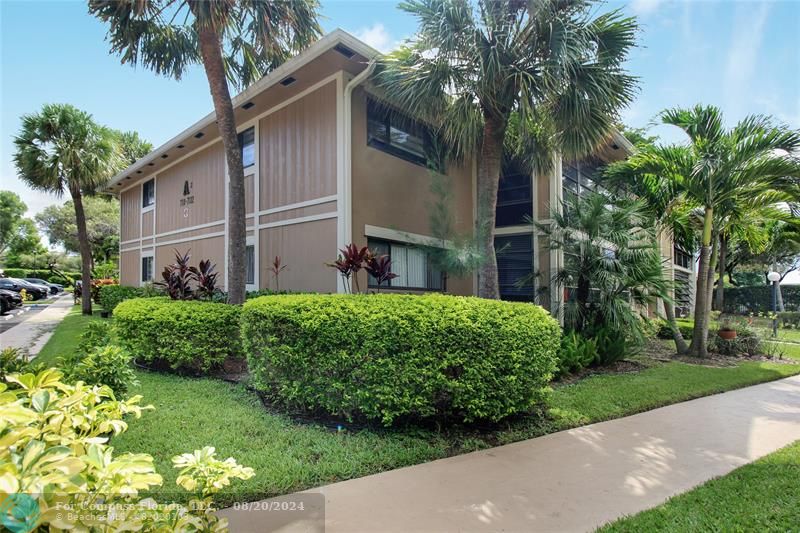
[406,247,427,288]
[391,246,408,287]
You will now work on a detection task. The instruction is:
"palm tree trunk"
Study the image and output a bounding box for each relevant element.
[704,230,720,334]
[71,187,93,316]
[196,25,246,305]
[713,235,727,312]
[663,300,689,354]
[476,115,507,299]
[688,207,713,357]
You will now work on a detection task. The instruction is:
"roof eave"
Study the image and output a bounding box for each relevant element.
[105,28,380,193]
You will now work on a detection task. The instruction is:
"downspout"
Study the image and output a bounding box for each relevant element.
[342,60,376,247]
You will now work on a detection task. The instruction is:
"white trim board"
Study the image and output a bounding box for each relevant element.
[364,225,452,249]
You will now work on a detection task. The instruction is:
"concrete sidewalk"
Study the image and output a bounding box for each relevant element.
[221,374,800,533]
[0,294,74,357]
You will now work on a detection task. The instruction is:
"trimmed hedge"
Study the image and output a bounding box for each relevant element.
[0,268,81,285]
[114,298,241,372]
[723,285,800,314]
[98,285,144,313]
[242,293,561,425]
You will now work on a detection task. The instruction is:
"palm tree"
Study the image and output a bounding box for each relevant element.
[535,192,668,340]
[372,0,638,298]
[89,0,321,304]
[606,106,800,356]
[604,144,698,353]
[13,104,119,315]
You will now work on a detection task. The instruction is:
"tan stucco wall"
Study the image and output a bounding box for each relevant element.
[349,87,475,295]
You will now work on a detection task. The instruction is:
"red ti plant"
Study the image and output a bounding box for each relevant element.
[157,249,193,300]
[364,251,398,292]
[327,243,369,293]
[269,256,288,292]
[190,259,219,300]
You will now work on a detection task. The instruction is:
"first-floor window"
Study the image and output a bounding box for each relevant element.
[367,238,443,290]
[141,255,154,283]
[245,245,255,285]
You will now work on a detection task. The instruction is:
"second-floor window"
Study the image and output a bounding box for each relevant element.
[674,247,692,269]
[367,98,432,168]
[142,179,155,208]
[239,127,255,168]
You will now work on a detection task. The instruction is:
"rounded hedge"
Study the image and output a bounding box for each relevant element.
[114,298,241,372]
[242,293,561,425]
[99,285,144,313]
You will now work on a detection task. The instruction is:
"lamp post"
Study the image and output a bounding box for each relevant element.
[767,271,781,337]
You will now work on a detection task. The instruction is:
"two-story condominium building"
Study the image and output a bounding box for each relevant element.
[108,29,693,315]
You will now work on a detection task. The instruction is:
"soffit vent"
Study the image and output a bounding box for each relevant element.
[194,132,205,139]
[333,44,355,59]
[280,77,296,86]
[242,101,255,110]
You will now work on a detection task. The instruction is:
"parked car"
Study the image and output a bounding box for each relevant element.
[0,278,49,301]
[23,278,63,294]
[0,288,23,314]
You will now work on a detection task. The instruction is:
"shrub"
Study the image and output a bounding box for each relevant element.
[98,284,145,313]
[0,368,253,531]
[76,320,114,356]
[778,311,800,329]
[115,298,242,372]
[656,321,694,340]
[556,331,597,378]
[242,293,560,425]
[0,268,80,285]
[0,347,30,380]
[594,326,629,366]
[709,327,762,357]
[66,344,139,397]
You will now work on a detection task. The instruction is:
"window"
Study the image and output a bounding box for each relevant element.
[367,98,436,168]
[239,127,255,168]
[674,270,692,312]
[674,246,692,269]
[141,256,154,283]
[496,171,532,227]
[562,158,605,206]
[245,245,255,285]
[495,234,535,301]
[367,238,444,290]
[142,179,155,208]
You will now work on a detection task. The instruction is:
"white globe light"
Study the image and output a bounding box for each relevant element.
[767,271,781,282]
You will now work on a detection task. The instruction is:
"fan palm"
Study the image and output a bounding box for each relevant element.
[89,0,321,304]
[605,105,800,356]
[13,104,120,315]
[372,0,638,298]
[537,192,668,339]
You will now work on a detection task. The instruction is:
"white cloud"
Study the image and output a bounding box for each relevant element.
[630,0,664,16]
[354,23,393,54]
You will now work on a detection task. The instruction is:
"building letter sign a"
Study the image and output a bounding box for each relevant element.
[180,180,194,218]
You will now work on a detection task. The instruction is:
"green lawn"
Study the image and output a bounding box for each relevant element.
[32,309,800,506]
[764,340,800,361]
[35,306,103,365]
[599,440,800,532]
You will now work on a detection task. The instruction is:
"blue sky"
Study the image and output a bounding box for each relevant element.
[2,0,799,219]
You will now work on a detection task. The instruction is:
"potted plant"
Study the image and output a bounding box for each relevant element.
[718,316,738,340]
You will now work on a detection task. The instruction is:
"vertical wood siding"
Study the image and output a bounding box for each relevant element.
[259,219,337,293]
[120,188,140,242]
[259,81,337,210]
[156,143,226,234]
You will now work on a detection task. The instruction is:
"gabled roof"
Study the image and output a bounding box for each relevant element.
[105,29,379,193]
